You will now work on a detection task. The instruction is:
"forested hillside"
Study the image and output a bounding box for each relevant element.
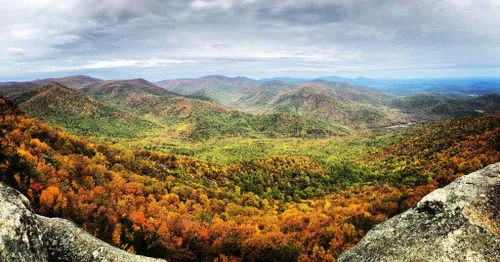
[3,75,500,137]
[392,93,500,119]
[9,83,159,138]
[265,83,399,127]
[1,97,498,261]
[156,76,404,127]
[155,75,260,109]
[4,82,346,140]
[3,0,500,261]
[155,75,500,128]
[80,79,348,139]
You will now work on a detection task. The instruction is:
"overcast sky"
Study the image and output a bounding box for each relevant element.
[1,0,500,81]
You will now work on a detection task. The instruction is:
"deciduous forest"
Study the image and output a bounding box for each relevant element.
[1,96,499,261]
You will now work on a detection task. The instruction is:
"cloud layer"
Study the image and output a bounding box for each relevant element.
[1,0,500,80]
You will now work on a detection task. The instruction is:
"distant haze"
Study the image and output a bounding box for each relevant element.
[1,0,500,81]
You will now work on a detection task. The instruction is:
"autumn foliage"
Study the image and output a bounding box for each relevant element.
[1,97,499,261]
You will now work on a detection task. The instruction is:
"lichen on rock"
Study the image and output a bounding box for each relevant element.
[0,182,165,262]
[0,183,48,262]
[38,215,164,262]
[338,163,500,262]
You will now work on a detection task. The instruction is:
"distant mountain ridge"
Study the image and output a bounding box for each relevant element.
[392,93,500,119]
[236,80,296,112]
[80,78,177,108]
[78,78,346,139]
[2,79,346,140]
[260,76,500,96]
[265,82,400,127]
[2,74,500,137]
[0,75,102,96]
[156,75,404,127]
[156,75,261,109]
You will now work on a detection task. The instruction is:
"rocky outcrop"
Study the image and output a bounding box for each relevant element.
[0,183,165,262]
[37,216,164,262]
[338,163,500,262]
[0,183,48,262]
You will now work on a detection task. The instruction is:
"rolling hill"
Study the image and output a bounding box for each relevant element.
[263,81,404,127]
[2,94,499,262]
[258,80,500,127]
[80,78,177,108]
[392,93,500,119]
[47,75,102,90]
[0,82,40,97]
[260,76,500,97]
[83,79,347,139]
[155,76,407,127]
[4,80,346,140]
[4,75,500,140]
[236,80,296,112]
[155,75,261,109]
[8,82,159,138]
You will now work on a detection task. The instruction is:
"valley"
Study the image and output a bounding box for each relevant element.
[1,75,499,261]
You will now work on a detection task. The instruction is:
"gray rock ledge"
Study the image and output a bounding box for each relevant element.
[0,182,165,262]
[338,162,500,262]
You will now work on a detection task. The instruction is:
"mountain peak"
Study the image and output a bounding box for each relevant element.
[80,79,177,108]
[233,76,254,81]
[130,78,151,84]
[10,82,87,105]
[201,75,229,80]
[198,75,256,82]
[35,75,103,90]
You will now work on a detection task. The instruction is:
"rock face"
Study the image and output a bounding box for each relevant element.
[38,216,164,262]
[338,163,500,262]
[0,183,48,262]
[0,183,165,262]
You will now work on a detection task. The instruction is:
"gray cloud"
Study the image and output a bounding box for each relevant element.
[1,0,499,81]
[255,4,344,25]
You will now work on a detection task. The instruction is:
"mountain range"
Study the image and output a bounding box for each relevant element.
[0,75,101,96]
[155,75,403,127]
[1,76,347,140]
[9,82,159,138]
[2,74,500,141]
[1,75,499,262]
[260,76,500,97]
[2,92,499,262]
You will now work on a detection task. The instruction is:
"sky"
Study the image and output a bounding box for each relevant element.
[1,0,500,81]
